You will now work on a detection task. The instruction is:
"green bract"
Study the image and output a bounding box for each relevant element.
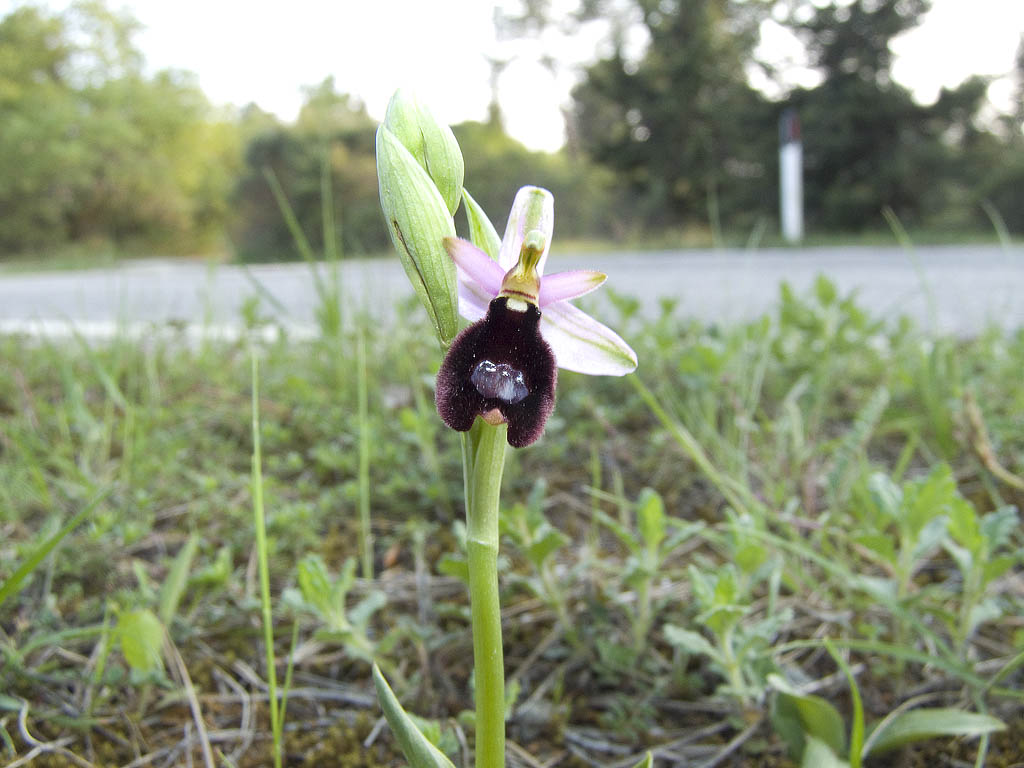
[372,664,456,768]
[382,89,464,215]
[376,123,460,345]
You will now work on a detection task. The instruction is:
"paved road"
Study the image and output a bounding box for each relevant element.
[0,244,1020,339]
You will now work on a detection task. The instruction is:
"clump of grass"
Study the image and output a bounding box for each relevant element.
[1,277,1022,765]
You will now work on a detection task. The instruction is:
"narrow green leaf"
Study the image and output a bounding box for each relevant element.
[71,329,129,412]
[158,534,198,627]
[0,491,108,610]
[774,638,985,691]
[372,664,456,768]
[865,709,1005,757]
[250,348,283,768]
[629,751,653,768]
[826,641,863,768]
[262,166,322,270]
[848,575,897,603]
[463,188,501,260]
[980,649,1024,698]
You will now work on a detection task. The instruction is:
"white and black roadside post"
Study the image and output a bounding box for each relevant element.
[779,107,803,244]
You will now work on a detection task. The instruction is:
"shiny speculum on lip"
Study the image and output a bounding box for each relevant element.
[471,360,529,404]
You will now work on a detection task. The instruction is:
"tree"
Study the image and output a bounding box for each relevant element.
[780,0,948,230]
[453,120,622,241]
[231,80,382,262]
[0,6,79,250]
[777,0,1012,232]
[296,77,373,138]
[968,35,1024,233]
[569,0,777,238]
[1013,35,1024,131]
[0,2,241,256]
[792,0,929,85]
[501,0,1021,238]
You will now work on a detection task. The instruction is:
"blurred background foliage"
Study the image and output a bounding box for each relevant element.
[1,0,1022,262]
[0,1,241,255]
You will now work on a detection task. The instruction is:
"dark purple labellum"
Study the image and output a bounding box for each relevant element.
[436,297,557,448]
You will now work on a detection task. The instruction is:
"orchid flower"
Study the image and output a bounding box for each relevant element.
[436,186,638,447]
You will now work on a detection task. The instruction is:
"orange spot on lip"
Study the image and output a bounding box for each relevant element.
[481,408,506,426]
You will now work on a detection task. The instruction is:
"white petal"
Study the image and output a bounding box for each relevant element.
[540,302,638,376]
[539,270,607,307]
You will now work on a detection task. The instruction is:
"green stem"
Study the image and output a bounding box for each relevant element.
[465,421,508,768]
[357,328,373,581]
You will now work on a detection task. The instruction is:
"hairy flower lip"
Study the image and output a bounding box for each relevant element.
[435,297,556,448]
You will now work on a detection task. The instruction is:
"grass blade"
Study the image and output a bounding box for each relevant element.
[357,326,373,581]
[865,708,1005,756]
[826,640,863,768]
[0,490,109,610]
[250,346,282,768]
[158,534,199,627]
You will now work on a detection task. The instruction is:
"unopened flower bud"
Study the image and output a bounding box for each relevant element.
[376,125,460,344]
[382,89,464,216]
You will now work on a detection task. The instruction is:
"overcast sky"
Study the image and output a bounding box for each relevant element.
[6,0,1023,150]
